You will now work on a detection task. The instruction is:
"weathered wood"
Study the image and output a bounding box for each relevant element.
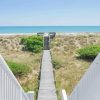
[49,32,56,39]
[44,37,49,50]
[37,32,44,36]
[37,50,57,100]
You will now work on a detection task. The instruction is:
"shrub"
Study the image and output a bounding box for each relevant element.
[21,36,43,53]
[7,61,31,76]
[77,45,100,59]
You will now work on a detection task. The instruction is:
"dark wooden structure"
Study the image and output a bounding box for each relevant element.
[37,32,56,50]
[37,32,44,36]
[49,32,56,39]
[44,36,49,50]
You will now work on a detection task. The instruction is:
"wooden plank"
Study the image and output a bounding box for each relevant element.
[37,50,57,100]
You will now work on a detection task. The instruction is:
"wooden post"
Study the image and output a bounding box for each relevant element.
[26,91,34,100]
[61,89,68,100]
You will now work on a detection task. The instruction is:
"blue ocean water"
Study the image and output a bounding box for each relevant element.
[0,26,100,34]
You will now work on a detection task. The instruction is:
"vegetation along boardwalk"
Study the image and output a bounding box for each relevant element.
[37,50,57,100]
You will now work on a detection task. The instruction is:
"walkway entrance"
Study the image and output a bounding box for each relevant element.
[44,36,49,50]
[37,34,57,100]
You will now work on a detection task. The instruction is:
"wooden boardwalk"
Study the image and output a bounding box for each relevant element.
[37,50,57,100]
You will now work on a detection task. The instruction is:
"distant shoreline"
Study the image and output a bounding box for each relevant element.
[0,33,36,36]
[0,32,100,36]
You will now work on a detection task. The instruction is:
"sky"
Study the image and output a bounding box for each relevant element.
[0,0,100,26]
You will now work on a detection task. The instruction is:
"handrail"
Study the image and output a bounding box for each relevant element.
[69,53,100,100]
[0,55,30,100]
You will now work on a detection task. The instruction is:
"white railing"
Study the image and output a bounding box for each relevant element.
[0,55,33,100]
[61,89,68,100]
[69,53,100,100]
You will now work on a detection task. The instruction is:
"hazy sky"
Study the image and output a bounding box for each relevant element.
[0,0,100,26]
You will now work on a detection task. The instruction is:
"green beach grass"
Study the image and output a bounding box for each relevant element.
[0,35,42,96]
[50,34,100,96]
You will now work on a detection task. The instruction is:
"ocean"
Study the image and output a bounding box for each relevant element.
[0,26,100,34]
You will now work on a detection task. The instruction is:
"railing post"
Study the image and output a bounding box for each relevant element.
[26,91,34,100]
[61,89,68,100]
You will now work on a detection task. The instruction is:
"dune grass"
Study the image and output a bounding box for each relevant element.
[1,33,100,100]
[50,34,100,96]
[0,35,42,95]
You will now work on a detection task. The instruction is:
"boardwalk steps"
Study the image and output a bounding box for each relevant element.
[37,50,57,100]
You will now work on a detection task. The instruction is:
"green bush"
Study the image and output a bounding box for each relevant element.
[21,36,43,53]
[77,45,100,59]
[7,61,31,76]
